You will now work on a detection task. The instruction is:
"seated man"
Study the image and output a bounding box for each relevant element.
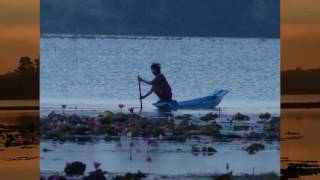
[138,63,172,101]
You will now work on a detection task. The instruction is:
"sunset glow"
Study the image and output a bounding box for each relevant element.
[0,0,39,74]
[282,0,320,70]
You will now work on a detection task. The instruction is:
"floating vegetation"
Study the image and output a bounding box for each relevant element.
[232,112,250,121]
[200,112,218,121]
[40,111,224,143]
[40,110,279,144]
[245,143,265,154]
[64,161,86,176]
[0,124,39,148]
[40,163,280,180]
[281,159,320,179]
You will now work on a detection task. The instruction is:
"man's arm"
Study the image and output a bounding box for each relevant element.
[141,86,154,99]
[138,76,152,85]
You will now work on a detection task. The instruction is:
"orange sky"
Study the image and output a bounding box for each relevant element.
[282,0,320,70]
[0,0,39,74]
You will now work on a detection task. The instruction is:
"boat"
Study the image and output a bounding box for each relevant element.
[152,90,229,111]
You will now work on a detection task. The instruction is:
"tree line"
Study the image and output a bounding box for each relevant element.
[281,68,320,95]
[0,57,39,99]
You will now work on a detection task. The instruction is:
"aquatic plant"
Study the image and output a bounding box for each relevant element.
[64,161,86,176]
[118,104,124,112]
[200,112,218,121]
[48,175,67,180]
[144,136,152,146]
[61,104,67,114]
[42,148,53,152]
[113,171,146,180]
[145,155,152,163]
[259,112,271,120]
[200,124,222,136]
[93,161,101,170]
[128,107,134,113]
[226,163,230,173]
[232,112,250,121]
[201,146,217,154]
[214,172,233,180]
[245,143,265,154]
[84,169,106,180]
[40,111,279,144]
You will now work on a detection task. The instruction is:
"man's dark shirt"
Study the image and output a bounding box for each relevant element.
[151,74,172,101]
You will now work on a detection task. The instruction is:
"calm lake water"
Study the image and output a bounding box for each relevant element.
[40,35,280,114]
[281,94,320,179]
[282,108,320,162]
[40,35,280,176]
[41,139,279,175]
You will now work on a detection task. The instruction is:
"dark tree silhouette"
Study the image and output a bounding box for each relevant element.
[0,56,39,99]
[16,57,36,74]
[281,68,320,95]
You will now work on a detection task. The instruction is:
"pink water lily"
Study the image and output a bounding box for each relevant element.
[93,161,101,170]
[118,104,124,108]
[128,107,134,113]
[118,104,125,112]
[145,155,152,163]
[116,121,124,130]
[145,137,152,145]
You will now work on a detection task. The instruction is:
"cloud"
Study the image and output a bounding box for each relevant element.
[0,0,38,8]
[0,0,39,26]
[282,24,320,40]
[0,25,39,40]
[282,0,320,25]
[282,23,320,70]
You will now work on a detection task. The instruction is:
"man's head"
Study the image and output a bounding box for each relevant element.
[151,63,161,75]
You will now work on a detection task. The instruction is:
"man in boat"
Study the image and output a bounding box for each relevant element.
[138,63,172,102]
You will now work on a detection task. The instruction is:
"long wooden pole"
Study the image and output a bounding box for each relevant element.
[138,77,143,111]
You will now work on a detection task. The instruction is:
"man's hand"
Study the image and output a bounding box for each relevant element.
[140,95,146,100]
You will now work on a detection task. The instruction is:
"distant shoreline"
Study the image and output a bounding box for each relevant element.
[0,106,39,110]
[41,33,279,40]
